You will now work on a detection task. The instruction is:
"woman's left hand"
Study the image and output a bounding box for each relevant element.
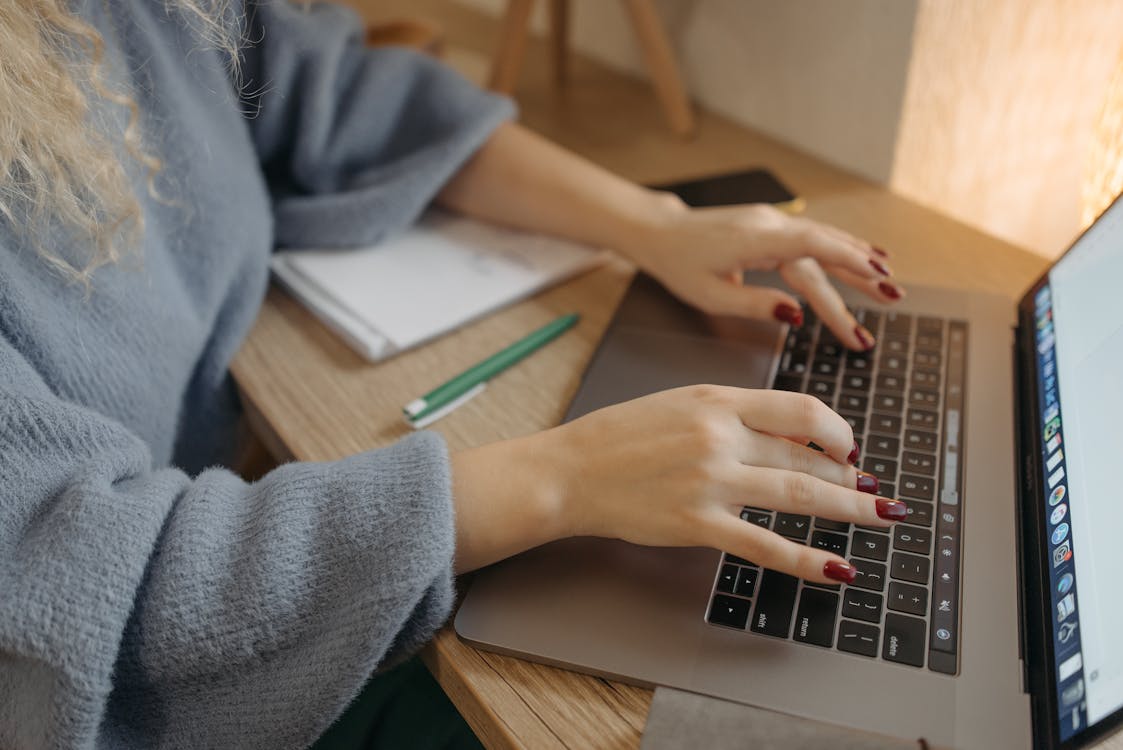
[618,196,905,351]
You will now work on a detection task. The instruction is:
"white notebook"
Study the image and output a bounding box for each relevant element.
[272,210,609,362]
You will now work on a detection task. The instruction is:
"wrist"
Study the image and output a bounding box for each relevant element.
[604,187,688,264]
[450,431,571,572]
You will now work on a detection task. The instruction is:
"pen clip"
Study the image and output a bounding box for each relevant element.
[406,382,487,430]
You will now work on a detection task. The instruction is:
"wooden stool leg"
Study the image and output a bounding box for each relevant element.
[548,0,570,86]
[621,0,696,137]
[488,0,536,94]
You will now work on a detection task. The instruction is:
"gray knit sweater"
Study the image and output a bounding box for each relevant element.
[0,1,512,747]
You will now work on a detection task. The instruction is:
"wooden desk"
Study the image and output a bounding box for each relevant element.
[231,112,1116,747]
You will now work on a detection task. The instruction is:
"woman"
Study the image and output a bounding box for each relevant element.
[0,0,907,747]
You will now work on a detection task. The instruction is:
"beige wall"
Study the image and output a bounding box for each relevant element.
[891,0,1123,258]
[458,0,1123,258]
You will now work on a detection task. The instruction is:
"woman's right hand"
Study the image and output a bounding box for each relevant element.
[451,385,906,582]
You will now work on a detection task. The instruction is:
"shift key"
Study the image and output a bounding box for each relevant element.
[750,570,800,638]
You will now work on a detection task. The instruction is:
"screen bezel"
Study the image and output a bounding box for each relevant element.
[1017,193,1123,750]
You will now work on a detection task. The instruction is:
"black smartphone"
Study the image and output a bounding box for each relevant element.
[648,168,804,213]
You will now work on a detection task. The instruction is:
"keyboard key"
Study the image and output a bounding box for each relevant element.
[816,340,845,359]
[724,553,751,565]
[902,451,936,476]
[906,409,939,430]
[862,456,898,482]
[773,374,803,392]
[717,564,739,593]
[891,552,930,584]
[774,513,811,541]
[812,359,839,377]
[841,373,871,392]
[879,353,907,373]
[869,413,902,435]
[846,351,872,371]
[838,620,880,657]
[741,509,771,529]
[867,435,900,457]
[904,430,937,452]
[837,393,868,413]
[814,518,850,533]
[887,582,928,616]
[852,530,889,561]
[872,393,904,414]
[806,378,833,399]
[849,559,887,592]
[909,389,940,408]
[916,333,943,351]
[841,413,866,434]
[841,589,884,623]
[911,369,941,389]
[811,531,848,557]
[883,312,913,336]
[917,316,943,333]
[793,588,839,647]
[875,373,906,393]
[883,613,926,667]
[859,310,882,332]
[893,525,932,555]
[735,567,759,597]
[901,499,933,527]
[750,571,799,638]
[882,337,908,355]
[709,594,751,629]
[914,351,941,369]
[900,474,935,501]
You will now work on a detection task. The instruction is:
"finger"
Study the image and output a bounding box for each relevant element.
[765,215,894,283]
[780,258,875,351]
[743,430,864,489]
[827,264,907,304]
[708,511,856,584]
[706,387,855,464]
[737,465,903,526]
[695,278,806,327]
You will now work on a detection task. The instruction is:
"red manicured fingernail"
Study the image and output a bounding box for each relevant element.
[872,246,890,258]
[878,281,902,300]
[854,326,875,350]
[870,259,891,277]
[772,303,804,328]
[876,498,908,521]
[857,471,880,494]
[847,441,860,464]
[824,560,857,584]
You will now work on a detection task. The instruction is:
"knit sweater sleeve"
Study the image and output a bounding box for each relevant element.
[0,333,456,749]
[239,0,516,248]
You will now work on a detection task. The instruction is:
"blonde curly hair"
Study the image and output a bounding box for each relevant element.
[0,0,239,282]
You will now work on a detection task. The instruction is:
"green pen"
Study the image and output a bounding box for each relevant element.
[403,312,580,428]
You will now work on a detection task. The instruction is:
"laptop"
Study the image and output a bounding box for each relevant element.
[455,173,1123,749]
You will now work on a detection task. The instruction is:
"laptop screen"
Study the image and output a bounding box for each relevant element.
[1031,197,1123,743]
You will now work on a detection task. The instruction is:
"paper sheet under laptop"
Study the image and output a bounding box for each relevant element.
[272,210,608,362]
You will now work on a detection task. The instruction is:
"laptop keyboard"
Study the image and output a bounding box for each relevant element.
[705,308,967,675]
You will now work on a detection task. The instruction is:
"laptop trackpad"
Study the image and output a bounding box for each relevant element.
[565,327,780,420]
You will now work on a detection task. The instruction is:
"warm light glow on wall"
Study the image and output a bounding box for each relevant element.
[1084,52,1123,226]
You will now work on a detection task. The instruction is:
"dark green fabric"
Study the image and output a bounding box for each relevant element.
[310,658,484,750]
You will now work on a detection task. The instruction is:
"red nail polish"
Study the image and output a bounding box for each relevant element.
[857,471,880,494]
[772,303,804,328]
[872,246,890,258]
[847,441,860,464]
[876,498,908,521]
[869,259,891,277]
[824,560,857,584]
[853,326,875,350]
[878,281,902,300]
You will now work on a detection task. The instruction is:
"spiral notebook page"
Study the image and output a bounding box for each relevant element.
[272,210,608,362]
